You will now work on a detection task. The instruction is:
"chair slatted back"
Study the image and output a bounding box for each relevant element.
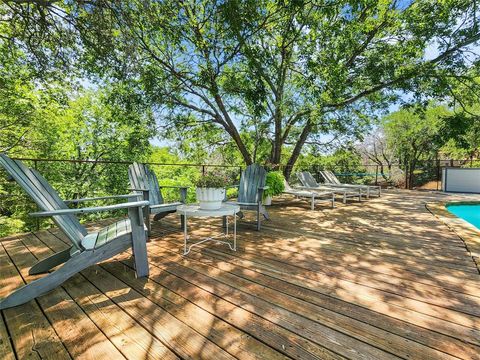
[297,171,319,187]
[325,170,341,184]
[0,154,87,249]
[320,171,333,184]
[238,164,266,204]
[128,163,163,205]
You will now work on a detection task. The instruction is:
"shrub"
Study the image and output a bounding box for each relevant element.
[264,171,285,198]
[194,171,229,188]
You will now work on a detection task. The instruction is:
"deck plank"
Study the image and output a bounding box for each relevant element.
[0,312,15,360]
[106,257,341,360]
[142,240,478,359]
[28,231,179,360]
[170,243,480,359]
[2,237,125,360]
[0,241,70,360]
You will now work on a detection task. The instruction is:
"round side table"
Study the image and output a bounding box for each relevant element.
[176,203,240,255]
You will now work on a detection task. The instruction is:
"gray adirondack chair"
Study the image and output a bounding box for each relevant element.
[225,164,269,231]
[297,171,362,204]
[128,162,187,233]
[0,154,149,310]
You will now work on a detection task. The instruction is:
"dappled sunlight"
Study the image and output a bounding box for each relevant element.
[2,190,480,359]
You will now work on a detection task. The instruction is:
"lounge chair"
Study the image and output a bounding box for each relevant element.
[0,154,150,309]
[225,164,269,231]
[320,170,381,198]
[128,162,188,233]
[283,180,335,210]
[297,171,362,203]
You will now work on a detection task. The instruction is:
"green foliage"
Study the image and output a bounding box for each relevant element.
[226,187,238,199]
[3,0,479,175]
[264,171,285,198]
[0,81,156,234]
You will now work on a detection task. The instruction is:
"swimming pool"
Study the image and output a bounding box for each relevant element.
[446,204,480,230]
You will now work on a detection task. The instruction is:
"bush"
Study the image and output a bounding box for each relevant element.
[194,171,230,188]
[264,171,285,198]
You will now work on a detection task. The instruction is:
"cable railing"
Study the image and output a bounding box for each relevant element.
[1,156,479,236]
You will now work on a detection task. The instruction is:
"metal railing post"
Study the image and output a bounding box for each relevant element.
[436,159,440,191]
[33,160,40,231]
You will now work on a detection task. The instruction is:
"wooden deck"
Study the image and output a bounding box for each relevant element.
[1,190,480,359]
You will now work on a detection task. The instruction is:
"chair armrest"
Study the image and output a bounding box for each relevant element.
[30,201,150,217]
[128,188,149,192]
[64,194,141,204]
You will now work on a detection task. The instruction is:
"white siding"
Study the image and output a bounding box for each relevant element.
[442,168,480,193]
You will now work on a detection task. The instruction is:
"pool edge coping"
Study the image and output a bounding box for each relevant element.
[426,201,480,269]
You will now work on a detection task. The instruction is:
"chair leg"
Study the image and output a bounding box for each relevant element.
[129,207,149,278]
[260,205,270,220]
[29,248,72,275]
[256,207,261,231]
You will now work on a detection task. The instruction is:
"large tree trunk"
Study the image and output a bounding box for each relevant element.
[271,106,282,167]
[283,120,313,180]
[213,94,253,165]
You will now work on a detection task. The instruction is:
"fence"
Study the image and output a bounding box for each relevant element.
[283,158,480,190]
[0,157,244,236]
[1,156,478,236]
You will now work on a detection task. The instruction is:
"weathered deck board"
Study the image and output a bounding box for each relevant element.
[0,242,71,360]
[1,190,480,359]
[3,237,126,360]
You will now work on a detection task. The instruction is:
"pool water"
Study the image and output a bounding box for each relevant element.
[446,204,480,230]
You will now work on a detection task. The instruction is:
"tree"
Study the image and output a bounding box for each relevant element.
[383,105,449,188]
[2,0,480,179]
[357,128,396,182]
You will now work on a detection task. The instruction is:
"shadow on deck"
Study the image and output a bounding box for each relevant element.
[1,190,480,359]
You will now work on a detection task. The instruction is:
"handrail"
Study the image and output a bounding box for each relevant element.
[10,157,243,168]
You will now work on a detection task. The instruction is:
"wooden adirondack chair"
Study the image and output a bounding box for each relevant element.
[0,154,150,310]
[225,164,269,231]
[128,162,187,233]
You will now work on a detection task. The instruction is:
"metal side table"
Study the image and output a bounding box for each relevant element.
[176,203,240,255]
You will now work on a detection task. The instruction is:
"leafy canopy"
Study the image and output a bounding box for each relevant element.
[1,0,480,179]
